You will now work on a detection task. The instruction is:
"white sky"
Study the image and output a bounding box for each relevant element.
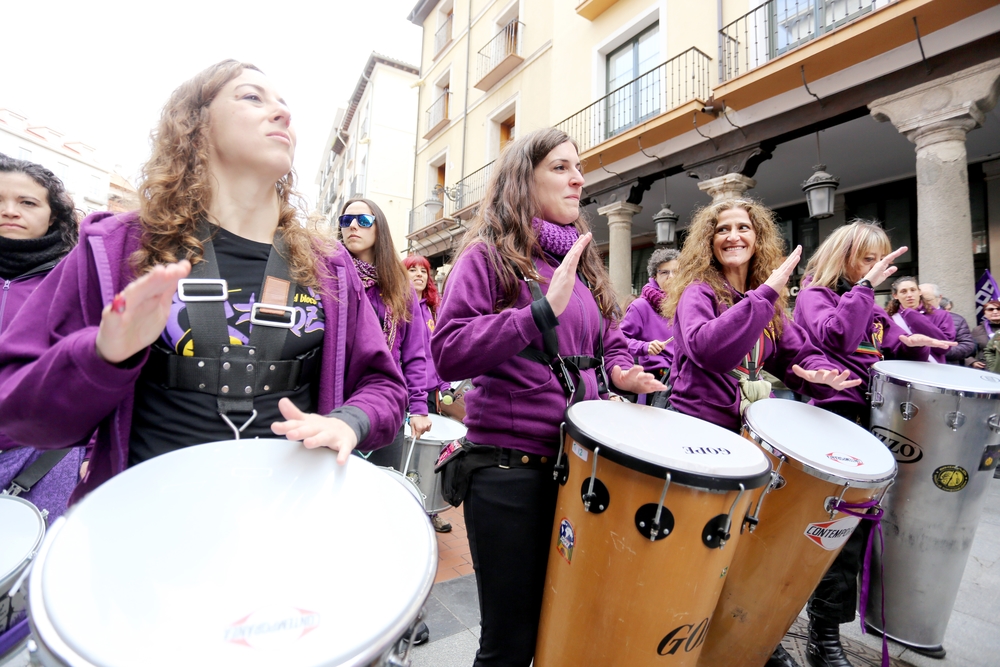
[0,0,423,210]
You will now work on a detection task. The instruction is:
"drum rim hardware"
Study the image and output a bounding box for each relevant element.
[824,481,852,520]
[581,447,609,513]
[744,427,895,488]
[553,422,570,485]
[565,412,771,491]
[0,495,46,593]
[900,383,919,421]
[944,393,966,431]
[872,366,1000,400]
[702,483,745,549]
[743,455,786,533]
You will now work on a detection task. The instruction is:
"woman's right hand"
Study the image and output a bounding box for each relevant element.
[546,232,592,317]
[95,261,191,364]
[899,334,957,350]
[863,246,908,288]
[647,340,665,355]
[763,245,802,293]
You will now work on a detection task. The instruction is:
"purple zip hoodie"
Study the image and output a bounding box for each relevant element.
[793,282,931,407]
[620,277,674,373]
[671,281,843,432]
[1,260,85,519]
[916,306,956,363]
[417,298,449,394]
[432,244,633,456]
[0,212,406,504]
[361,283,429,415]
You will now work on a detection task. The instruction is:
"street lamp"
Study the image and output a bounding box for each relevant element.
[801,132,839,219]
[653,204,679,246]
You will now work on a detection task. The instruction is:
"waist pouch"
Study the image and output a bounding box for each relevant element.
[434,438,555,507]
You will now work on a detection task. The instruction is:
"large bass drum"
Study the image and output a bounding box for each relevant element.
[866,361,1000,655]
[534,401,772,667]
[27,439,437,667]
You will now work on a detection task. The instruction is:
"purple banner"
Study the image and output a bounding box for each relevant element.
[975,270,1000,325]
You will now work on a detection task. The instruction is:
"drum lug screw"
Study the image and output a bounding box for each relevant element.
[989,414,1000,434]
[900,384,918,421]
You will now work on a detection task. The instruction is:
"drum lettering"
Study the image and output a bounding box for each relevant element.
[657,618,711,656]
[685,618,710,652]
[682,447,732,456]
[658,624,692,655]
[899,443,915,459]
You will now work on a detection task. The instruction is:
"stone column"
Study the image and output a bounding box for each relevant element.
[869,58,1000,324]
[984,160,1000,282]
[697,173,756,202]
[598,201,642,298]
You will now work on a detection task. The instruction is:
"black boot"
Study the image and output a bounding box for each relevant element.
[765,644,801,667]
[806,616,853,667]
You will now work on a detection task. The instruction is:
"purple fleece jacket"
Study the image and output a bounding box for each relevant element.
[916,307,956,363]
[671,281,842,432]
[0,212,406,504]
[1,264,85,519]
[417,298,449,393]
[620,278,674,373]
[432,244,633,456]
[793,283,930,407]
[362,283,428,415]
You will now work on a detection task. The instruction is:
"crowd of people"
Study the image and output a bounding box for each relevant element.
[0,59,985,667]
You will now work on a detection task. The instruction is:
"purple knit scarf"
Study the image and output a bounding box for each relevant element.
[641,280,665,311]
[351,255,397,352]
[533,218,579,257]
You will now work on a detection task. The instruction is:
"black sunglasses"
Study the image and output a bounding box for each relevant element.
[339,214,375,228]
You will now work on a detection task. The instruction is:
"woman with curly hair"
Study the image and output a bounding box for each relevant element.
[883,276,955,363]
[0,60,406,504]
[432,128,664,667]
[621,247,679,407]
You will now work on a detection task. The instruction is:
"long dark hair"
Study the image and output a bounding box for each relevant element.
[885,275,918,316]
[453,128,618,319]
[0,154,79,249]
[340,197,412,323]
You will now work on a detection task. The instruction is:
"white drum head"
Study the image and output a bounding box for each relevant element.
[404,413,467,443]
[31,439,437,667]
[0,495,44,590]
[565,401,771,490]
[873,360,1000,395]
[379,466,425,505]
[744,399,896,484]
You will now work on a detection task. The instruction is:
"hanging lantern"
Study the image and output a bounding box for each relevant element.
[653,204,679,246]
[801,164,839,219]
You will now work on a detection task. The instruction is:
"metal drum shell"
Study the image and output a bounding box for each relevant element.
[403,414,467,515]
[535,402,771,667]
[866,361,1000,651]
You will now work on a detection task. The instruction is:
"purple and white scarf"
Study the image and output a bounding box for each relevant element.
[352,256,398,352]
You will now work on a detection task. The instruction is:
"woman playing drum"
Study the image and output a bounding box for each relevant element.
[621,247,678,407]
[794,221,954,667]
[885,276,955,363]
[0,60,406,504]
[432,128,664,667]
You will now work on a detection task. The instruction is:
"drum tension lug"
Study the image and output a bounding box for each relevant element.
[553,423,569,485]
[826,482,851,519]
[900,384,918,421]
[582,447,609,513]
[704,484,745,549]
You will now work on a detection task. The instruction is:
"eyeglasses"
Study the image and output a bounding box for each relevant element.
[986,307,1000,312]
[656,270,675,278]
[339,214,375,228]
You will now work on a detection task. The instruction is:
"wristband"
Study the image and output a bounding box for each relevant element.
[856,279,873,289]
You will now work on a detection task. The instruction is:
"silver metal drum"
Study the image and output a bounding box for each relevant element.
[26,439,437,667]
[867,361,1000,654]
[0,495,45,663]
[403,414,467,514]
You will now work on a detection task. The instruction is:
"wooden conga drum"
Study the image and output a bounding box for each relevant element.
[534,401,772,667]
[698,399,897,667]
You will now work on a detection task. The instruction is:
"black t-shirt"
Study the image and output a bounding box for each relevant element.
[129,228,326,465]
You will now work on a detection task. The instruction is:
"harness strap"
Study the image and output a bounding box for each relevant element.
[3,449,73,497]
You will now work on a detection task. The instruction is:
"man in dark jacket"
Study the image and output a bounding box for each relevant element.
[926,289,975,364]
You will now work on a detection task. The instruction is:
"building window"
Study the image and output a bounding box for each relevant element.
[499,114,516,150]
[605,23,660,136]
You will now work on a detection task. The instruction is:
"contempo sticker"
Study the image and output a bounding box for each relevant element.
[804,516,860,550]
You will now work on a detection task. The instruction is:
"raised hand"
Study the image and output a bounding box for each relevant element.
[95,261,191,364]
[899,334,958,350]
[863,246,908,288]
[763,245,802,293]
[611,364,667,395]
[648,340,666,355]
[546,232,593,317]
[271,398,359,464]
[791,364,863,392]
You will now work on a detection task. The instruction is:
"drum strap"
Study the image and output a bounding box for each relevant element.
[3,449,72,497]
[150,223,300,437]
[726,332,771,416]
[513,266,610,405]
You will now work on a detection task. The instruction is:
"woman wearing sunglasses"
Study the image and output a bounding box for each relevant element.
[0,61,406,504]
[972,299,1000,370]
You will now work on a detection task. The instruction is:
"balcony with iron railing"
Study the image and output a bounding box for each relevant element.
[434,14,453,56]
[474,20,524,91]
[719,0,888,82]
[423,91,451,139]
[447,161,495,217]
[556,47,712,154]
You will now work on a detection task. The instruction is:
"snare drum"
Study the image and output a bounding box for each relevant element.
[0,495,45,658]
[379,466,425,506]
[698,399,896,667]
[27,439,437,667]
[866,361,1000,654]
[534,401,771,667]
[403,414,467,514]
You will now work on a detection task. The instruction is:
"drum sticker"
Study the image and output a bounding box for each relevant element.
[870,427,923,464]
[804,516,860,550]
[556,518,575,564]
[932,465,969,492]
[225,607,321,648]
[682,446,731,455]
[979,444,1000,471]
[826,452,863,467]
[572,442,588,462]
[657,618,710,656]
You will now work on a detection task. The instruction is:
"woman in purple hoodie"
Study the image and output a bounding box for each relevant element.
[0,61,406,505]
[794,221,953,667]
[432,128,664,667]
[883,277,955,364]
[621,247,678,407]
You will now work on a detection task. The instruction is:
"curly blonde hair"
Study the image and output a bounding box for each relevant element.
[662,198,788,335]
[132,59,327,287]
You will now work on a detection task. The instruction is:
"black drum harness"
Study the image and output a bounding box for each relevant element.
[145,227,315,440]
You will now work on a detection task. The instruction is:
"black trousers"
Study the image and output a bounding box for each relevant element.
[463,464,559,667]
[363,423,405,469]
[808,400,872,624]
